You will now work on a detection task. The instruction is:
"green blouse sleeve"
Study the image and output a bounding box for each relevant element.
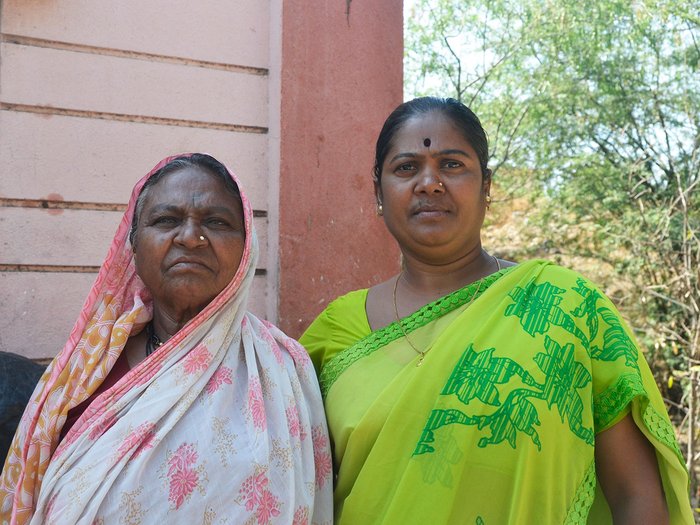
[299,289,371,376]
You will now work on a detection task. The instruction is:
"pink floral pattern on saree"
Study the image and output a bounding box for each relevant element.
[117,422,156,460]
[88,409,118,440]
[312,425,332,489]
[237,467,281,524]
[248,377,266,431]
[205,366,233,395]
[261,329,285,365]
[167,443,200,510]
[264,321,311,368]
[292,506,309,525]
[271,343,285,366]
[103,257,136,295]
[182,344,211,374]
[285,405,301,439]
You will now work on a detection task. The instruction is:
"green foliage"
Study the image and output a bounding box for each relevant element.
[406,0,700,506]
[407,0,700,179]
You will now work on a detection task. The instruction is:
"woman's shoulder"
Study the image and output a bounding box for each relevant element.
[300,288,371,373]
[301,288,369,339]
[304,288,369,330]
[325,288,370,315]
[512,259,624,318]
[519,259,602,287]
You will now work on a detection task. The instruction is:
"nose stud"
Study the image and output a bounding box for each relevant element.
[199,235,207,241]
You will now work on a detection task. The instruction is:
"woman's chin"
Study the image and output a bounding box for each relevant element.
[404,231,465,251]
[155,286,219,317]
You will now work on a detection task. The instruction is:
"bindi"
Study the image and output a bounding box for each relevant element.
[423,138,431,147]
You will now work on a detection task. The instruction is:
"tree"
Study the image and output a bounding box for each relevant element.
[406,0,700,502]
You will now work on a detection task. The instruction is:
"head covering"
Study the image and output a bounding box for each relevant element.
[1,154,332,524]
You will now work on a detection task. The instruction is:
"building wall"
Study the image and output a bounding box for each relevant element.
[0,1,403,358]
[0,1,274,360]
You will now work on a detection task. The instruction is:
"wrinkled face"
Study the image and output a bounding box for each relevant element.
[376,111,490,264]
[133,166,245,315]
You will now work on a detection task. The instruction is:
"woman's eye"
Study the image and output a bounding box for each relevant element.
[206,218,229,227]
[395,163,416,174]
[443,160,463,169]
[152,216,178,226]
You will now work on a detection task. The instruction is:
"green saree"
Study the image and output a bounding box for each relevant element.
[300,260,693,524]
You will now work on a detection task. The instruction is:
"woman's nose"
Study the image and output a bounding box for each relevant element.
[174,219,207,247]
[414,165,445,194]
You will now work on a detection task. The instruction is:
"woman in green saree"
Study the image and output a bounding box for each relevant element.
[300,97,693,524]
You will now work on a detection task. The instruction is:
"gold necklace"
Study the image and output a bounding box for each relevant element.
[392,255,501,366]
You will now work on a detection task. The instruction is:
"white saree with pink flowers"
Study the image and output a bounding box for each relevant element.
[0,155,332,525]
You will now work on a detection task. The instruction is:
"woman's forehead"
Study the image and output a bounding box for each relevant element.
[144,167,242,210]
[387,113,475,154]
[400,112,460,136]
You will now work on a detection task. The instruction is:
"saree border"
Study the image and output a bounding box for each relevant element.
[563,459,597,525]
[319,267,514,396]
[594,373,684,464]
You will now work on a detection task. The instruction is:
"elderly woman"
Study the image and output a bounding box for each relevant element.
[1,154,332,524]
[301,98,693,524]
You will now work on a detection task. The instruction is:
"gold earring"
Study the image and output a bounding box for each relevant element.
[485,195,492,210]
[376,203,384,216]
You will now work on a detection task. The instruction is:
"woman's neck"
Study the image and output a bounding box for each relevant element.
[366,246,500,331]
[151,307,195,341]
[399,246,496,298]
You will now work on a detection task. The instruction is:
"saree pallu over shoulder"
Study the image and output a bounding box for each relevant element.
[320,260,692,524]
[0,155,332,525]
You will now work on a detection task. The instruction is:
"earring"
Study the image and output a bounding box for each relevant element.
[376,203,384,216]
[485,195,492,210]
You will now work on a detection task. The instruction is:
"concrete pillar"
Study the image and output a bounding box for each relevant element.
[278,1,403,336]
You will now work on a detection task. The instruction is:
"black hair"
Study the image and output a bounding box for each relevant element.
[129,153,241,247]
[373,97,490,182]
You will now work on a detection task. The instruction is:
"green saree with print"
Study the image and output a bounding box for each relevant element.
[300,260,693,524]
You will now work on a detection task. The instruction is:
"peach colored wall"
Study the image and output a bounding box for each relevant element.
[278,1,403,337]
[0,1,273,359]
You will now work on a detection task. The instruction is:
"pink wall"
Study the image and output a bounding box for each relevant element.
[279,2,403,337]
[0,1,273,358]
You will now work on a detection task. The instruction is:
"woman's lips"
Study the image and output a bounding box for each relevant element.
[169,257,210,270]
[413,205,449,218]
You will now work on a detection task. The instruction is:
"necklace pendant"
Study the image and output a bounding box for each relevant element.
[416,354,424,367]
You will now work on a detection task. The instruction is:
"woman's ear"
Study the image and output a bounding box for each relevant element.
[130,227,138,253]
[483,168,492,194]
[373,176,384,216]
[373,176,382,204]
